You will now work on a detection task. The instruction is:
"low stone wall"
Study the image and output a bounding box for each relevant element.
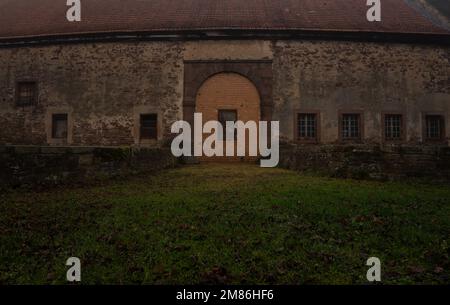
[0,146,177,188]
[1,144,449,188]
[279,143,450,180]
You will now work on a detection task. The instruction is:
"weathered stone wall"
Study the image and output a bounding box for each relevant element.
[279,143,450,180]
[272,40,450,143]
[0,145,177,188]
[0,39,448,146]
[0,39,449,183]
[0,42,184,146]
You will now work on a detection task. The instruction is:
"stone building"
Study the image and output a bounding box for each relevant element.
[0,0,449,175]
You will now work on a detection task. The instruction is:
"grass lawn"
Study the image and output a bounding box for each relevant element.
[0,164,449,285]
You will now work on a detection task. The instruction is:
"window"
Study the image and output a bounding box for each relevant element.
[425,115,445,141]
[218,110,237,140]
[140,114,158,140]
[16,81,37,106]
[297,113,318,142]
[341,113,361,140]
[52,114,68,139]
[384,114,403,141]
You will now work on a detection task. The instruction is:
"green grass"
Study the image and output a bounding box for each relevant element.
[0,164,449,284]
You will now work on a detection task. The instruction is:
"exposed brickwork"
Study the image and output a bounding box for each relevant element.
[196,72,261,161]
[184,60,274,126]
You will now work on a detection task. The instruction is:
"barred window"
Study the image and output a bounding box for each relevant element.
[425,115,444,141]
[218,110,237,140]
[52,114,68,139]
[140,114,158,140]
[16,81,37,106]
[385,114,403,140]
[342,114,361,140]
[298,113,317,141]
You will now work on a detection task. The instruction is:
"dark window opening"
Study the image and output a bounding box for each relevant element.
[342,114,361,140]
[16,81,37,106]
[385,114,403,141]
[298,113,318,141]
[425,115,445,141]
[218,110,238,140]
[140,114,158,140]
[52,114,68,139]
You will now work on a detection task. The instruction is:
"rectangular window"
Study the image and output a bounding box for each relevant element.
[218,110,237,140]
[297,113,318,142]
[384,114,403,141]
[341,114,361,140]
[52,114,68,139]
[140,114,158,140]
[16,81,37,106]
[425,115,445,141]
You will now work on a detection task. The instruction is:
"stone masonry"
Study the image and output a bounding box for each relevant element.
[0,40,448,146]
[0,39,449,181]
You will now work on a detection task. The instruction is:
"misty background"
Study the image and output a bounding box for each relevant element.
[425,0,450,18]
[412,0,450,29]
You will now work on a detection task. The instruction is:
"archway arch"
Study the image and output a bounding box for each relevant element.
[195,72,261,162]
[183,61,273,124]
[196,72,261,120]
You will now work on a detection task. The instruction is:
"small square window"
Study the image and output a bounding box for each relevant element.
[52,114,68,139]
[16,81,37,106]
[218,110,237,140]
[140,114,158,140]
[384,114,403,141]
[425,115,445,141]
[341,114,361,140]
[298,113,318,141]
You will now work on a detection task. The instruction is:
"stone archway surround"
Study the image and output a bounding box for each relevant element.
[183,60,273,126]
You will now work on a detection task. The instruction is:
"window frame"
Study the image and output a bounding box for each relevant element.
[295,111,320,144]
[422,113,446,143]
[139,113,158,141]
[382,112,406,143]
[15,80,38,107]
[339,111,364,143]
[218,109,238,141]
[51,113,69,140]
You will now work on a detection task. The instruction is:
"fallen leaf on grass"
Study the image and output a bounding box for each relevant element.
[434,267,444,274]
[202,267,230,284]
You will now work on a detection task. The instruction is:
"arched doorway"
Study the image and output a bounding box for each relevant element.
[195,72,261,162]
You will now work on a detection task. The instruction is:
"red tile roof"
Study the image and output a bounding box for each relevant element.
[0,0,448,40]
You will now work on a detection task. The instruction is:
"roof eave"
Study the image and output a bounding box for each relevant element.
[0,28,449,48]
